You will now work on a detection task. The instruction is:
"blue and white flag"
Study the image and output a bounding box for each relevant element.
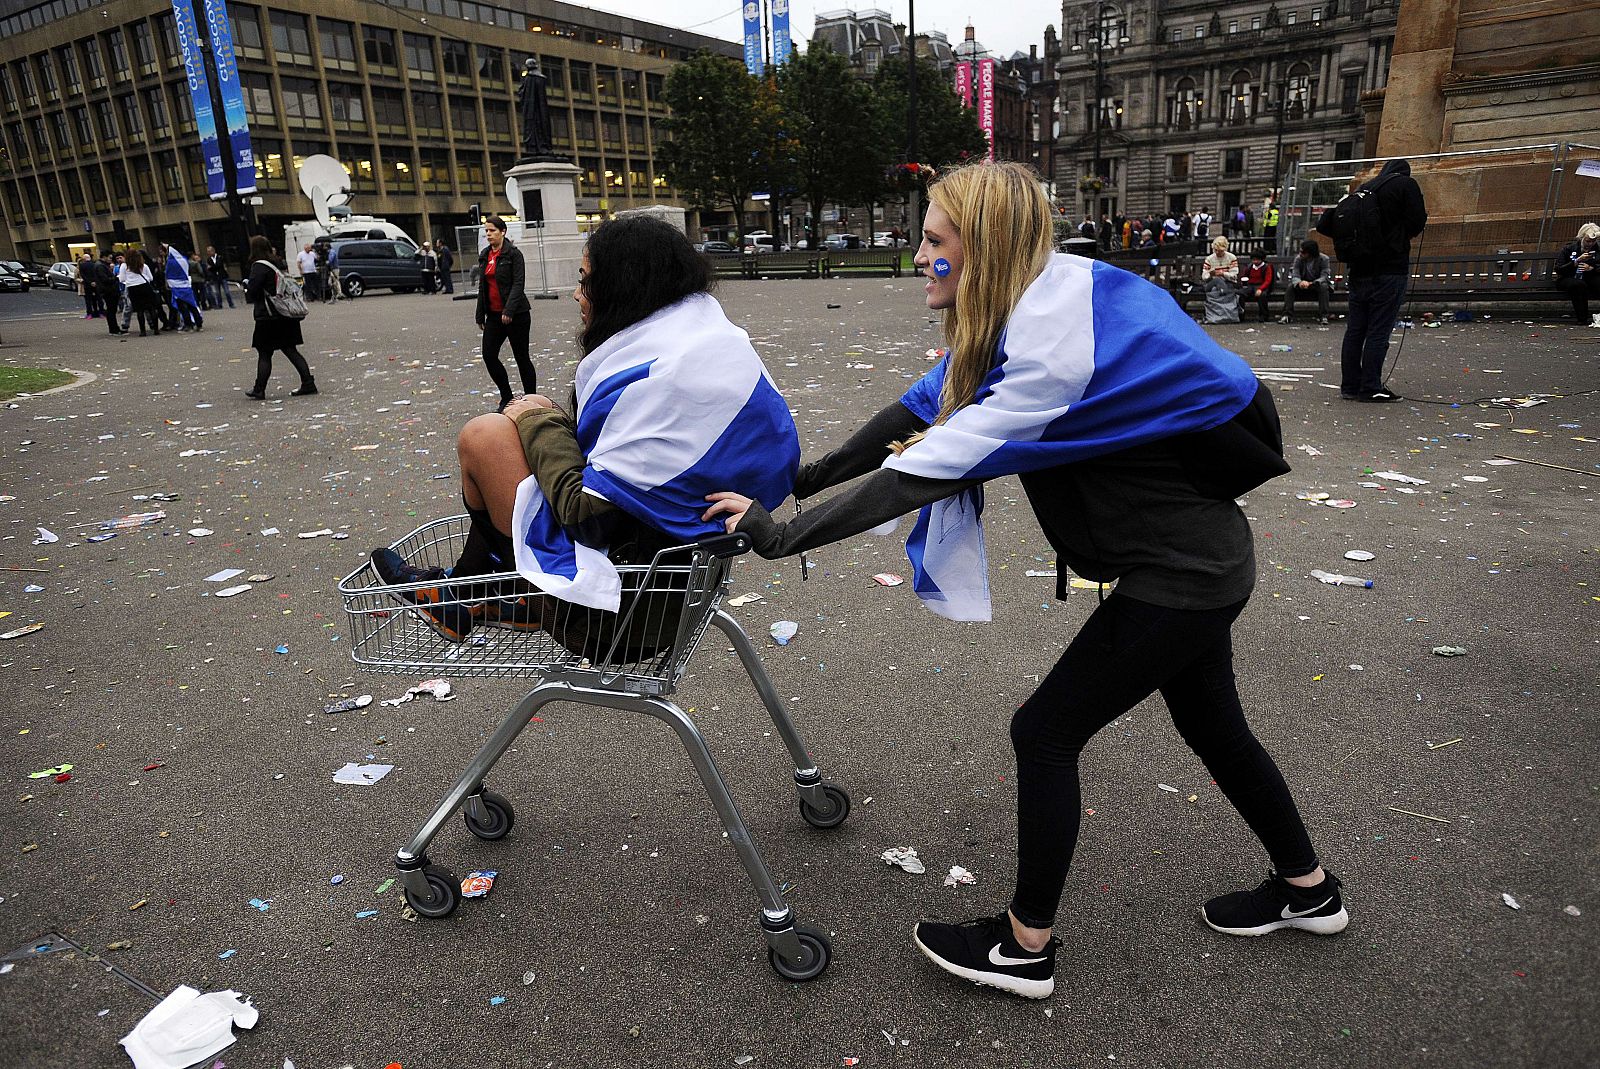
[511,293,798,610]
[165,248,198,308]
[887,254,1261,621]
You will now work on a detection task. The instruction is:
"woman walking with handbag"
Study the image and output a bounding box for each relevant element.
[117,249,161,337]
[244,236,316,400]
[475,215,536,411]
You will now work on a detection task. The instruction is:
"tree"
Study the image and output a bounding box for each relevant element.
[872,56,989,172]
[774,44,880,248]
[657,51,780,242]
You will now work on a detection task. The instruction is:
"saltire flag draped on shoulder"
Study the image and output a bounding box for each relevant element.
[511,293,799,610]
[885,254,1262,621]
[165,248,199,309]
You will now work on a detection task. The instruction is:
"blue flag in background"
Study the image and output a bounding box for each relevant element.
[200,0,256,196]
[742,1,764,76]
[170,0,225,199]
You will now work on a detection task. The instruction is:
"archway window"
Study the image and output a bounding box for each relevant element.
[1285,62,1313,120]
[1227,69,1255,124]
[1169,76,1200,129]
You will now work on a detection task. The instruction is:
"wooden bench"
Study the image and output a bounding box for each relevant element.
[822,249,903,278]
[747,251,821,279]
[706,253,748,280]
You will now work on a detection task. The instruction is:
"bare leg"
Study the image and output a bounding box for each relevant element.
[457,414,530,534]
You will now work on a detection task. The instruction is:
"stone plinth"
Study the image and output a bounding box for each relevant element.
[615,204,687,233]
[506,160,585,295]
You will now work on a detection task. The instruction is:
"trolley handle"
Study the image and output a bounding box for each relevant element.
[697,532,751,559]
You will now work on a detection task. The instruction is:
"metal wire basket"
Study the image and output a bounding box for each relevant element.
[338,515,729,695]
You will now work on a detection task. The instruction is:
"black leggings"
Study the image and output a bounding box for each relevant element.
[253,346,313,392]
[481,312,536,404]
[1007,592,1318,928]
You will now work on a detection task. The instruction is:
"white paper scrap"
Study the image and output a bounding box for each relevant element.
[880,846,926,874]
[205,569,245,583]
[119,985,258,1069]
[333,762,394,785]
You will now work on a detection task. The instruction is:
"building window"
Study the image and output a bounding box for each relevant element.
[622,70,640,104]
[1333,140,1354,160]
[456,151,486,194]
[602,113,621,146]
[105,30,130,79]
[168,81,194,130]
[574,112,596,147]
[281,77,322,127]
[404,34,436,80]
[1194,25,1204,39]
[1169,77,1199,129]
[71,106,93,147]
[596,68,618,104]
[35,54,58,97]
[253,138,287,190]
[1251,16,1263,30]
[1228,19,1238,33]
[242,71,275,123]
[184,152,205,195]
[1312,8,1323,24]
[1171,26,1181,42]
[540,56,567,93]
[370,86,408,134]
[1287,11,1297,25]
[419,148,452,193]
[645,72,663,107]
[144,86,171,139]
[1097,88,1124,131]
[106,159,132,211]
[229,6,265,61]
[81,39,106,89]
[118,95,144,137]
[1227,70,1255,123]
[134,162,156,207]
[131,22,157,74]
[340,141,377,192]
[270,12,314,66]
[94,99,116,141]
[380,152,415,194]
[411,90,444,134]
[57,46,81,95]
[569,63,593,98]
[483,100,512,142]
[319,19,358,72]
[16,60,38,105]
[0,67,15,113]
[363,26,398,73]
[51,112,71,153]
[626,115,645,150]
[476,44,505,86]
[29,116,49,155]
[448,96,479,136]
[442,38,472,82]
[62,169,84,213]
[155,12,181,67]
[157,150,184,203]
[1223,147,1245,176]
[1340,72,1363,112]
[327,82,366,128]
[1284,63,1314,120]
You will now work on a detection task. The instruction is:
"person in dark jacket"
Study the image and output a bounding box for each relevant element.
[1280,239,1333,324]
[475,215,536,410]
[705,161,1342,1002]
[436,241,455,294]
[1320,158,1426,402]
[1552,222,1600,326]
[89,254,123,334]
[203,246,234,309]
[244,235,316,399]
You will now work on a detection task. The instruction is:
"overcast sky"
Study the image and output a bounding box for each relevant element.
[581,1,1061,62]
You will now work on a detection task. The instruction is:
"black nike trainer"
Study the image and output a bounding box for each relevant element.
[1202,869,1349,937]
[912,912,1060,999]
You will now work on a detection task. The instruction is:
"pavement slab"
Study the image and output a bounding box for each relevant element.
[0,282,1596,1069]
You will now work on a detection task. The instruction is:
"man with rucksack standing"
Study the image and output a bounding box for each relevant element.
[1318,159,1427,403]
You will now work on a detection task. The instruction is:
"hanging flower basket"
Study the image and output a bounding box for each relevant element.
[1078,175,1107,194]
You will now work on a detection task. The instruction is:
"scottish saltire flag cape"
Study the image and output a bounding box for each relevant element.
[165,248,198,310]
[511,292,799,610]
[884,253,1261,621]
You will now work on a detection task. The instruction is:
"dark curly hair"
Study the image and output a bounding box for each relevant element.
[578,216,714,354]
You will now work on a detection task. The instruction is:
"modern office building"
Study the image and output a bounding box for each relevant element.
[1053,0,1398,222]
[0,0,740,262]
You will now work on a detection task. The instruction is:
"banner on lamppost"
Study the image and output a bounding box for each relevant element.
[742,1,764,76]
[170,0,225,199]
[954,61,972,107]
[200,0,256,196]
[975,58,996,160]
[771,0,792,67]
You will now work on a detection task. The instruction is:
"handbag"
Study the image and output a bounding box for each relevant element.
[257,261,309,319]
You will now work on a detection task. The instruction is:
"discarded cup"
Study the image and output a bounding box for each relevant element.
[769,620,798,646]
[1310,569,1374,589]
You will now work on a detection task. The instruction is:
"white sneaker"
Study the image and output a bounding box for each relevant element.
[1590,313,1600,327]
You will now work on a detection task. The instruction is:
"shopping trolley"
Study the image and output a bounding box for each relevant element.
[337,515,850,981]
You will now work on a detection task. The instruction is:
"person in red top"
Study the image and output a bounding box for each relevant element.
[475,214,536,411]
[1240,249,1275,323]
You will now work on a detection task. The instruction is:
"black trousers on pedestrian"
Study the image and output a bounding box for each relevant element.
[481,312,536,404]
[1556,272,1600,319]
[1248,287,1273,322]
[1007,593,1319,929]
[1284,283,1331,321]
[1340,274,1407,396]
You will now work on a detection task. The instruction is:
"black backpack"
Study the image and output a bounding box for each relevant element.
[1318,173,1397,264]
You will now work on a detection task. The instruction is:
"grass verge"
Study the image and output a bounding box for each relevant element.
[0,366,75,401]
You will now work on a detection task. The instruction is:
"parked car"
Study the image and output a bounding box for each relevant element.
[0,264,29,292]
[872,231,908,247]
[822,234,863,251]
[743,234,788,254]
[2,260,47,285]
[328,239,429,297]
[696,240,736,254]
[47,261,79,289]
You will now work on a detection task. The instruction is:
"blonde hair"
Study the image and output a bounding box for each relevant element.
[1579,222,1600,242]
[1212,236,1230,253]
[919,161,1054,430]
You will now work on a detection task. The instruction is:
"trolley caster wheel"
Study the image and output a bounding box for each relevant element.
[769,925,831,982]
[798,782,851,830]
[463,790,516,841]
[405,865,460,919]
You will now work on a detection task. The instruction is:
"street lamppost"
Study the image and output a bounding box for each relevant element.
[1071,4,1128,221]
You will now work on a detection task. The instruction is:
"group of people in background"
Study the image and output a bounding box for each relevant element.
[1085,203,1278,253]
[1198,236,1334,326]
[75,244,231,337]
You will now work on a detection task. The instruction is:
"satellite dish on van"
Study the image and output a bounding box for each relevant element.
[297,154,351,231]
[505,177,524,216]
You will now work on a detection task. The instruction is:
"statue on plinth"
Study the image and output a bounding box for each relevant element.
[515,57,563,162]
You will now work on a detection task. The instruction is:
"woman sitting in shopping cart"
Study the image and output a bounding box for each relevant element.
[702,160,1344,1001]
[372,215,798,647]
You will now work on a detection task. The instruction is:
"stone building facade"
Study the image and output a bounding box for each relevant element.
[0,0,737,262]
[1052,0,1398,223]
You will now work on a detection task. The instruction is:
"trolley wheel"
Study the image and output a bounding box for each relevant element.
[798,782,851,830]
[463,790,516,841]
[405,865,460,919]
[769,925,831,982]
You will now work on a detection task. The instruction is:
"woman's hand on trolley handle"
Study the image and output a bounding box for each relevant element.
[702,491,754,533]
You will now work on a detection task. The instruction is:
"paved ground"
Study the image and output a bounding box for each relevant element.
[0,280,1596,1069]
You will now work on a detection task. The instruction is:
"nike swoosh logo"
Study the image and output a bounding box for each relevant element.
[988,944,1048,967]
[1281,897,1334,919]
